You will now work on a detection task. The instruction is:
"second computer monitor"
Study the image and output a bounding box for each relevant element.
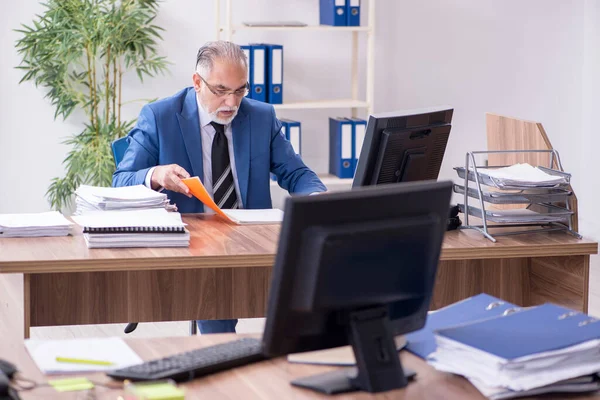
[352,106,453,188]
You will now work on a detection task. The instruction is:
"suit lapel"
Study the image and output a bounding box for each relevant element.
[232,100,250,208]
[176,88,204,180]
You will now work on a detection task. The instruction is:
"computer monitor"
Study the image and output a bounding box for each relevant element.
[262,181,452,395]
[352,106,453,188]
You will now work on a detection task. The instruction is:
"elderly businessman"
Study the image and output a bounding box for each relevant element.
[113,41,326,334]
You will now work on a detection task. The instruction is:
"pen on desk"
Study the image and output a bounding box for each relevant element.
[55,357,114,366]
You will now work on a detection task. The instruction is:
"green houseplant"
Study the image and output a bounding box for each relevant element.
[15,0,169,210]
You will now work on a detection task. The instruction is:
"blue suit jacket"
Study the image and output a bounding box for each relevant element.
[113,87,326,213]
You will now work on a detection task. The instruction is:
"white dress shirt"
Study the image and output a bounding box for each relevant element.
[145,95,244,214]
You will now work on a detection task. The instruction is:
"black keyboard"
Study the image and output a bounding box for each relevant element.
[107,337,265,382]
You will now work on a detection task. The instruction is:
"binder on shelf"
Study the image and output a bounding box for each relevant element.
[240,45,253,99]
[280,118,301,155]
[272,119,301,181]
[347,0,360,26]
[405,293,518,360]
[329,117,354,179]
[264,44,283,104]
[347,117,366,174]
[249,44,267,102]
[320,0,347,26]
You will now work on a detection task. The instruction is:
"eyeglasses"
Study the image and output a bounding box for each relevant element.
[197,74,249,98]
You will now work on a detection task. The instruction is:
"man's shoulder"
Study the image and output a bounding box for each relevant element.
[146,87,193,113]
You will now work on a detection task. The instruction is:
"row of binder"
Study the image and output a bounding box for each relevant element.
[320,0,361,26]
[241,44,283,104]
[329,117,366,179]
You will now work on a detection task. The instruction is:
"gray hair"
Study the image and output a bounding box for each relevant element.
[195,41,248,76]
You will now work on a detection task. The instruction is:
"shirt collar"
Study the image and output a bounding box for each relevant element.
[196,93,214,129]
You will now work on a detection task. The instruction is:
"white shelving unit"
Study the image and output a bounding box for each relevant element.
[215,0,375,202]
[215,0,375,117]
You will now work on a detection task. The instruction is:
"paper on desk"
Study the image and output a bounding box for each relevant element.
[25,337,143,374]
[287,336,407,366]
[182,176,284,224]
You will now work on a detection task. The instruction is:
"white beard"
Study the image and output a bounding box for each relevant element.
[198,94,239,125]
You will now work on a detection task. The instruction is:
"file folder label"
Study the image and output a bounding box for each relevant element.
[271,49,283,85]
[253,49,265,85]
[350,0,359,5]
[354,122,365,161]
[342,124,352,159]
[242,48,250,82]
[335,0,345,6]
[290,126,301,155]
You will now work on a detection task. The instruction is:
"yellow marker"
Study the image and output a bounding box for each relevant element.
[55,357,114,366]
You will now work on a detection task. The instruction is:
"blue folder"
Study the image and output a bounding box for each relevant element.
[435,303,600,360]
[280,118,301,155]
[329,117,354,179]
[271,119,301,181]
[320,0,347,26]
[346,117,366,175]
[240,45,253,99]
[264,44,283,104]
[347,0,360,26]
[405,293,518,359]
[248,44,267,102]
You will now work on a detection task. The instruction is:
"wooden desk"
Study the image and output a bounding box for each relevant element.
[6,334,600,399]
[0,215,596,339]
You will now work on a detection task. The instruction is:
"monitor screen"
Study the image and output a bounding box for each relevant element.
[352,106,453,188]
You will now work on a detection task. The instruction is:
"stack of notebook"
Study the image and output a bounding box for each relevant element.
[0,211,73,237]
[74,185,175,214]
[411,294,600,399]
[72,209,189,248]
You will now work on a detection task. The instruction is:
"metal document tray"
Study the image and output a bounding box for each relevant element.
[453,184,572,205]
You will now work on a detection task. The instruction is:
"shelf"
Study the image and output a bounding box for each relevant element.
[271,174,353,187]
[223,25,371,32]
[272,99,369,110]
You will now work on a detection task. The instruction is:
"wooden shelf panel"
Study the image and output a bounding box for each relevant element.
[223,25,371,32]
[272,99,368,110]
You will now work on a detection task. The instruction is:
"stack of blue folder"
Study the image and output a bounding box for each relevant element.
[319,0,361,26]
[406,294,600,399]
[240,44,283,104]
[329,117,366,179]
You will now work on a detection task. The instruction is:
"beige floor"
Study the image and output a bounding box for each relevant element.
[30,255,600,340]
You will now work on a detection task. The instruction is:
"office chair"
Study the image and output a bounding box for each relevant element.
[110,137,198,336]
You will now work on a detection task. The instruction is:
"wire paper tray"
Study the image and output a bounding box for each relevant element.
[455,149,580,242]
[454,166,571,190]
[453,184,572,205]
[458,204,573,225]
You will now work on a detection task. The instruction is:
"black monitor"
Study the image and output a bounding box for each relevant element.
[352,106,453,188]
[262,181,452,395]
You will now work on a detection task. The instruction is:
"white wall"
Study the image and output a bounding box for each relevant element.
[0,0,593,225]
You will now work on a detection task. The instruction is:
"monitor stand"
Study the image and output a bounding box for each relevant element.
[291,307,415,395]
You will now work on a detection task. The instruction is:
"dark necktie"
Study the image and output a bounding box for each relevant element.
[210,122,238,209]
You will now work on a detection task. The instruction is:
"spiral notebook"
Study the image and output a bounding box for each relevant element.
[72,209,189,248]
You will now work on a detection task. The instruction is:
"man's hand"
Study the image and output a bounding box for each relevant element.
[150,164,192,197]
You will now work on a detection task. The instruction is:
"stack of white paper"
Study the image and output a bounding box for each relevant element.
[72,209,189,248]
[0,211,73,237]
[479,163,568,188]
[221,209,284,224]
[74,184,175,214]
[25,337,143,374]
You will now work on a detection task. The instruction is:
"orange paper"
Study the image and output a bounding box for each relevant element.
[181,177,232,222]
